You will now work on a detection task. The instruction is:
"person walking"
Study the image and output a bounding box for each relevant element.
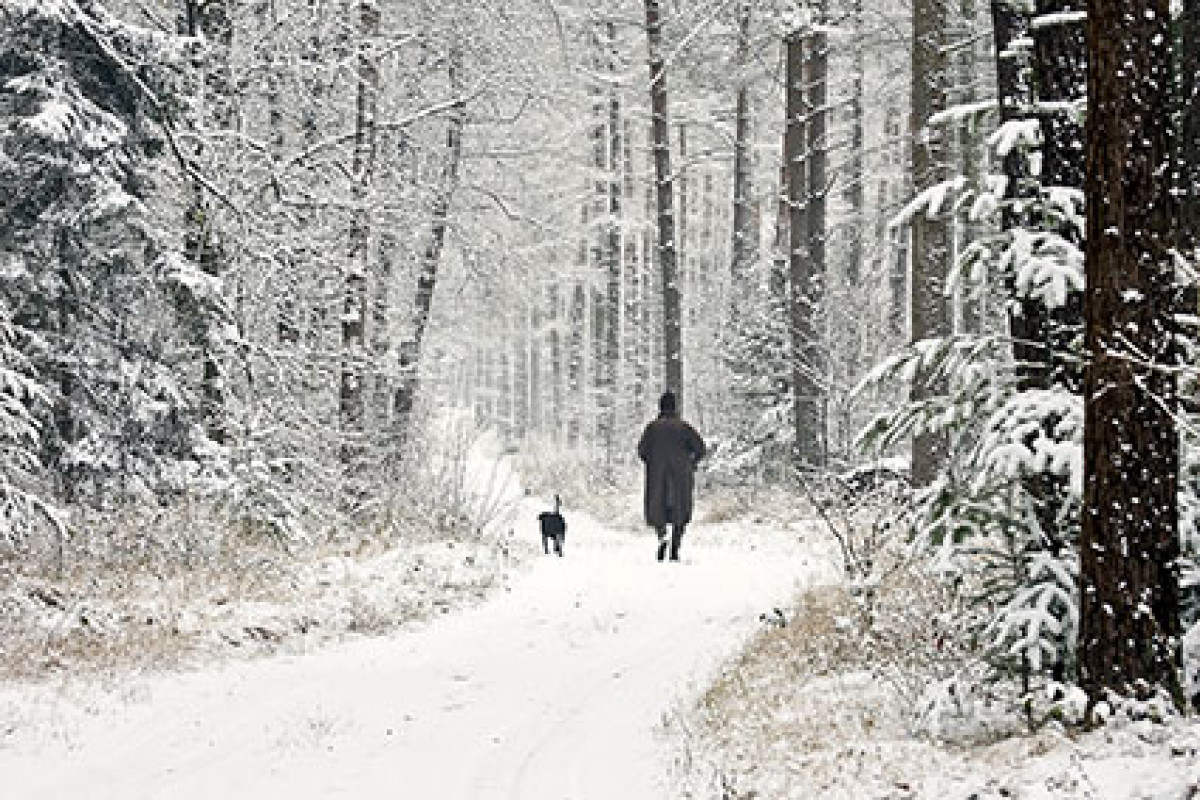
[637,391,706,561]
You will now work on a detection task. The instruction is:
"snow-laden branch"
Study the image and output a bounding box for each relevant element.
[988,118,1041,158]
[927,99,998,129]
[889,177,968,228]
[62,1,239,216]
[273,93,472,177]
[1030,10,1087,29]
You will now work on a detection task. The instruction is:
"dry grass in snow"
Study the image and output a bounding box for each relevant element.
[666,572,1200,799]
[0,515,533,685]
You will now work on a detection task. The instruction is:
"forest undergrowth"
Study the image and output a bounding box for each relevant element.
[665,485,1200,799]
[0,516,527,685]
[0,437,535,685]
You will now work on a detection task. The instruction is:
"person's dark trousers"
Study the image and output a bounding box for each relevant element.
[655,524,686,561]
[669,524,685,561]
[655,526,669,561]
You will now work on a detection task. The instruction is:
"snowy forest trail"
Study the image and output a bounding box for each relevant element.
[0,507,828,800]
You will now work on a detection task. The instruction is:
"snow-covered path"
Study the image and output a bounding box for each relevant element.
[0,512,827,800]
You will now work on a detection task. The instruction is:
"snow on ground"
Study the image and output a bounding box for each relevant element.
[0,507,831,800]
[668,582,1200,800]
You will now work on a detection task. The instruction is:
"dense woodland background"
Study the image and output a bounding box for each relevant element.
[1,0,1198,721]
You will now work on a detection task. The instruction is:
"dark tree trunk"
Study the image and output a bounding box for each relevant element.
[393,47,466,450]
[910,0,952,486]
[644,0,683,407]
[1080,0,1183,712]
[566,280,586,446]
[785,27,824,468]
[991,2,1029,231]
[623,118,646,419]
[730,1,756,297]
[180,0,232,446]
[643,161,659,411]
[602,21,622,463]
[805,19,828,467]
[956,0,984,333]
[1178,0,1200,259]
[845,0,864,289]
[1032,0,1085,191]
[885,106,908,341]
[1032,0,1086,393]
[339,0,381,465]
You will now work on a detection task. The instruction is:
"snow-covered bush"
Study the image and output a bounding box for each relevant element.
[857,84,1090,709]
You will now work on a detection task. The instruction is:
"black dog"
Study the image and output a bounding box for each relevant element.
[538,495,567,556]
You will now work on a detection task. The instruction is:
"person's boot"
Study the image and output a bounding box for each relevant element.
[655,527,668,561]
[669,525,684,561]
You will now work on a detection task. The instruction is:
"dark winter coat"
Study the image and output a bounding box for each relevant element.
[637,411,706,527]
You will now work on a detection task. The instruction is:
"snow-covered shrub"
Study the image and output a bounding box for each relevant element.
[858,87,1091,709]
[859,350,1082,707]
[515,430,641,524]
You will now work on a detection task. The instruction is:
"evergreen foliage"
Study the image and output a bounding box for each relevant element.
[860,94,1086,698]
[0,0,204,511]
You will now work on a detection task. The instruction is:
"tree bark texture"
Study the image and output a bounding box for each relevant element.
[909,0,953,486]
[805,23,828,467]
[1080,0,1183,711]
[623,117,647,420]
[603,21,622,464]
[180,0,233,446]
[644,0,683,408]
[1178,0,1200,258]
[846,0,865,288]
[885,107,908,341]
[785,29,824,468]
[1031,0,1086,392]
[956,0,984,333]
[392,45,466,450]
[730,2,756,299]
[339,0,380,463]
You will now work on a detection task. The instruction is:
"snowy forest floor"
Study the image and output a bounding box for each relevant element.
[0,482,821,798]
[665,525,1200,799]
[2,445,1199,799]
[0,438,535,685]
